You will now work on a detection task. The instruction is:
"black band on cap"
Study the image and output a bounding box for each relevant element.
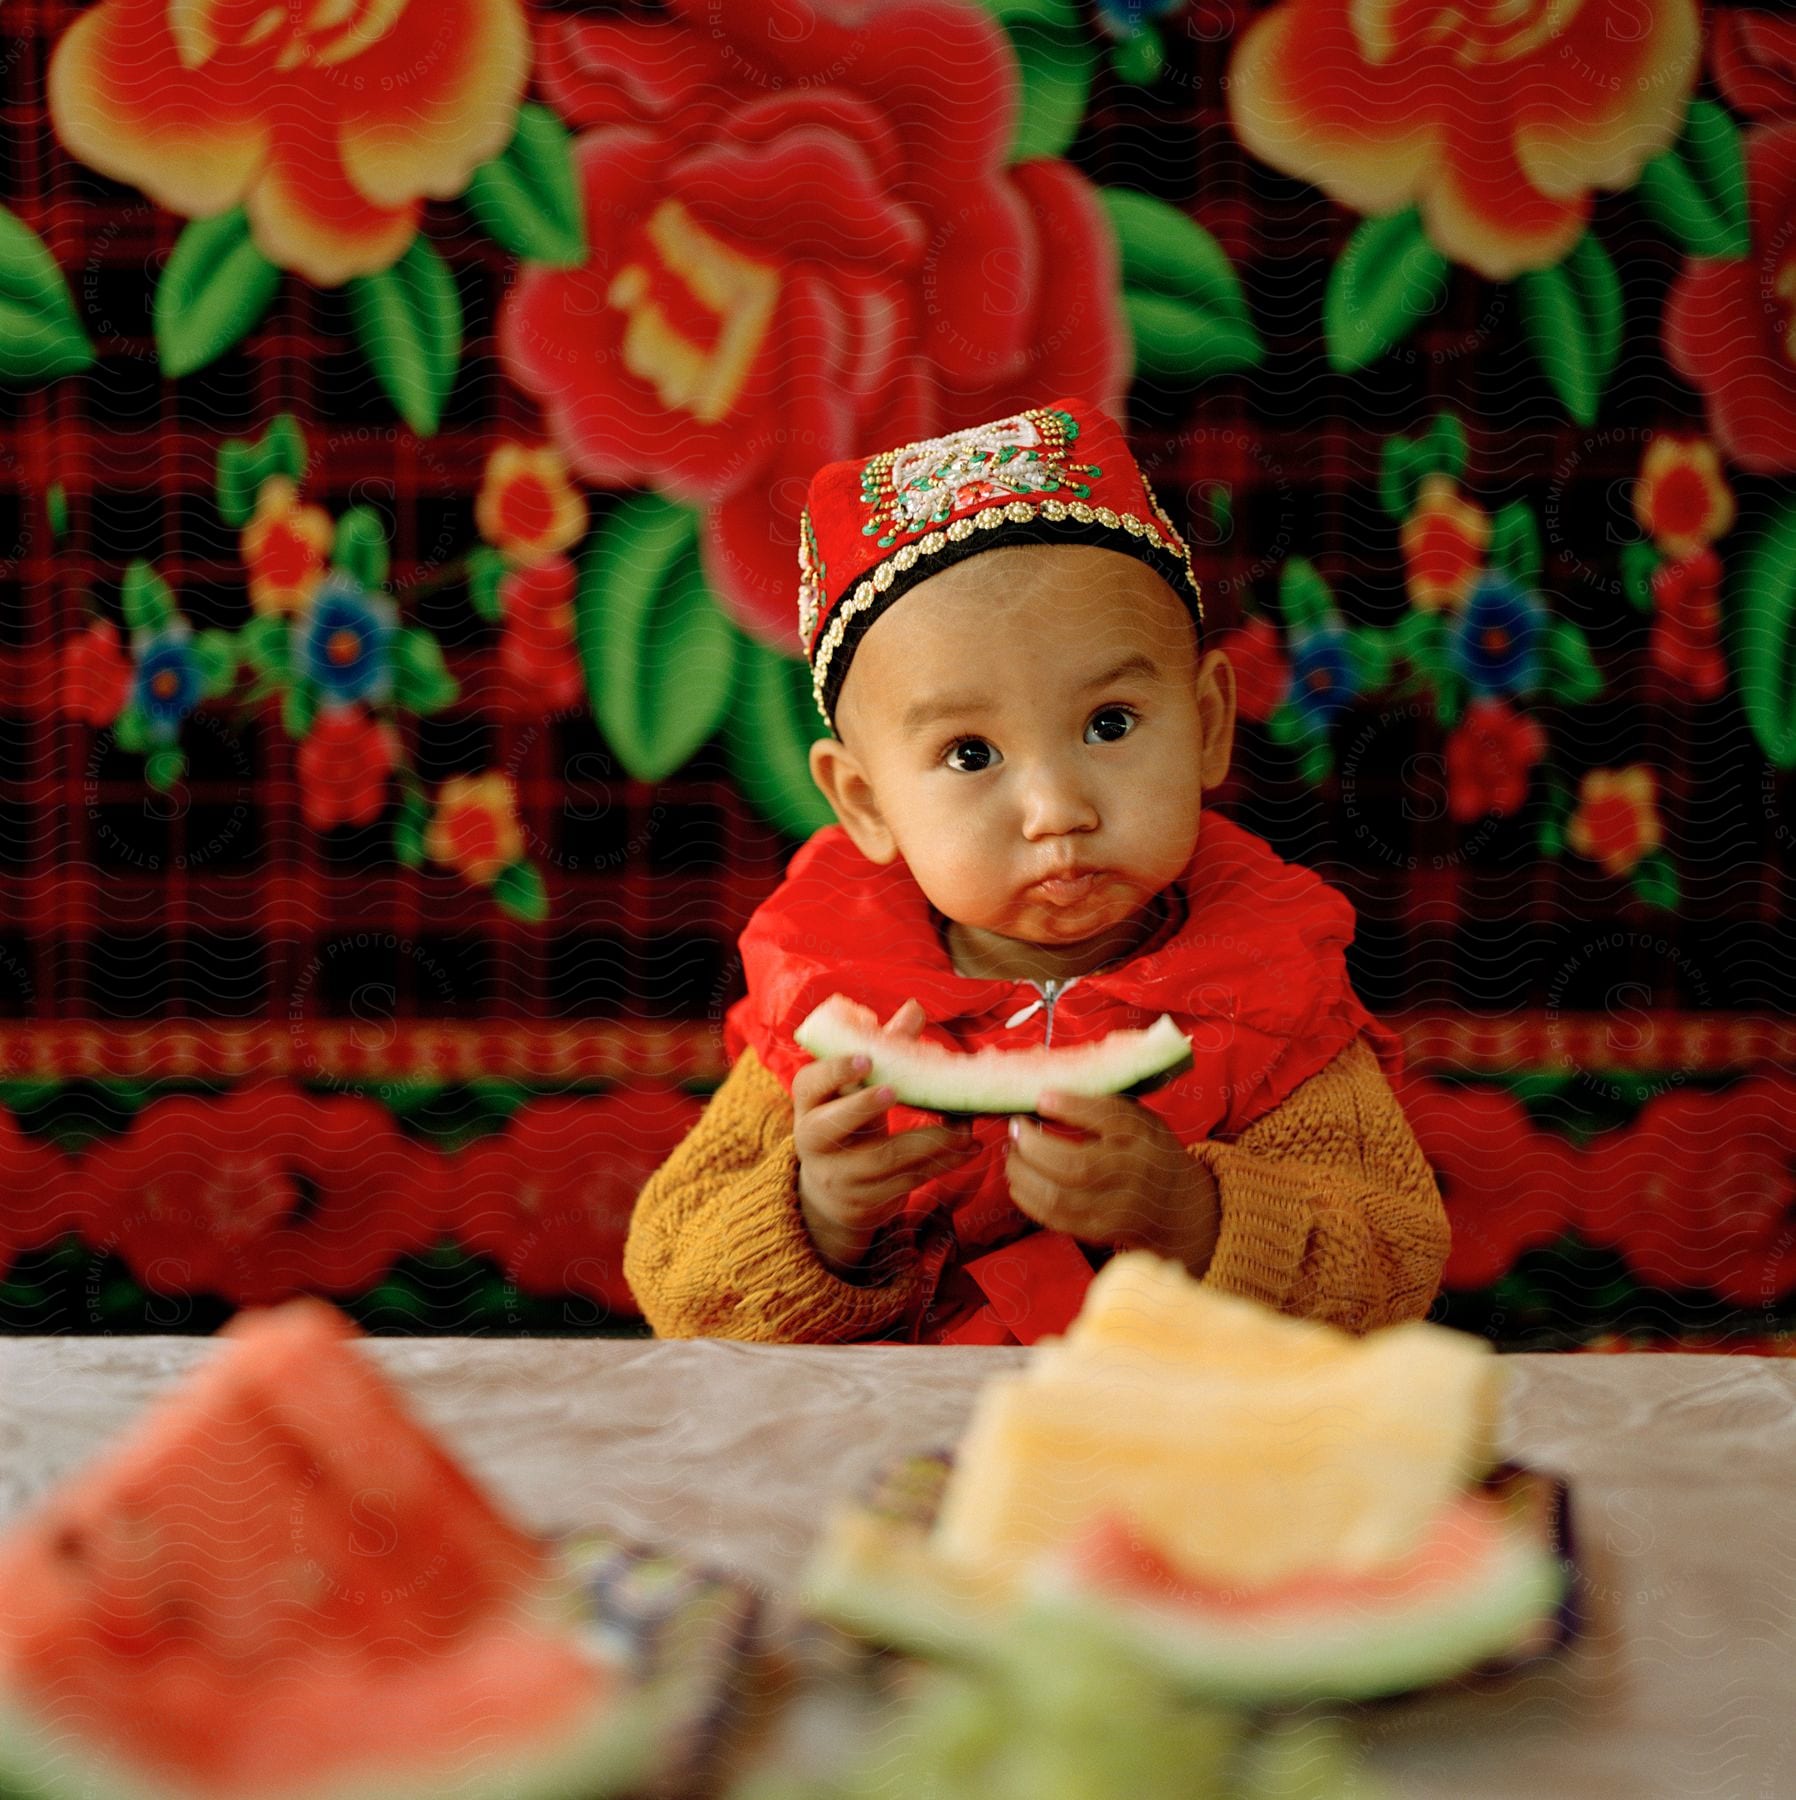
[819,514,1206,735]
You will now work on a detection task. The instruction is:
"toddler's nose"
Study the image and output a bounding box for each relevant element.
[1019,765,1100,838]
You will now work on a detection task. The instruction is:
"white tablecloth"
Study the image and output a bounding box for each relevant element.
[3,1337,1793,1798]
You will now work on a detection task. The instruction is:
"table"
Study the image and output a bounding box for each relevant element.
[3,1337,1795,1798]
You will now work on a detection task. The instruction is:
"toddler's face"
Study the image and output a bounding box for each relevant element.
[809,543,1235,981]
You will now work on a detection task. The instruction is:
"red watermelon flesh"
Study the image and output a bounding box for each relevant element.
[1032,1485,1566,1700]
[1067,1486,1518,1619]
[15,1619,614,1798]
[0,1297,547,1666]
[0,1297,626,1800]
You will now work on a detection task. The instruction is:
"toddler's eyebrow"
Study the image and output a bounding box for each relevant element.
[900,652,1160,738]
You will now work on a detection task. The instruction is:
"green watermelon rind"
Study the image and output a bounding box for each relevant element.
[0,1665,668,1800]
[930,1048,1198,1123]
[1023,1530,1569,1705]
[800,1488,1569,1706]
[800,1555,1003,1674]
[794,995,1196,1117]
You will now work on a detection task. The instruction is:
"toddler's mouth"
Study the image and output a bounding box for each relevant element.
[1030,871,1105,906]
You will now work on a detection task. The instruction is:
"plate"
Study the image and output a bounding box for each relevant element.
[547,1526,766,1798]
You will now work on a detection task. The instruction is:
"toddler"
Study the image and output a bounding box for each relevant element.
[624,397,1450,1344]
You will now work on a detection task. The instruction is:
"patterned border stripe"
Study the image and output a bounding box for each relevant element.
[1,1014,1791,1082]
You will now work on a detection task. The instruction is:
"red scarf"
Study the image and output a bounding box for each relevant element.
[723,813,1405,1345]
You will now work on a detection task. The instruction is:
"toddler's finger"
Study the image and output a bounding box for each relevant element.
[848,1137,977,1203]
[894,1123,977,1157]
[834,1053,879,1097]
[807,1079,899,1149]
[791,1055,845,1106]
[875,1127,979,1180]
[794,1052,873,1110]
[883,997,927,1038]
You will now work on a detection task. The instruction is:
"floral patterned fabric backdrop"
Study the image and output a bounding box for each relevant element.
[3,0,1796,1345]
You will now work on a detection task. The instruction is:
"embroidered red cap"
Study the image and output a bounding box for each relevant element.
[797,396,1205,733]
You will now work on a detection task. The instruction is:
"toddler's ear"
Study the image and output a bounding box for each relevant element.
[1196,648,1237,791]
[808,737,898,863]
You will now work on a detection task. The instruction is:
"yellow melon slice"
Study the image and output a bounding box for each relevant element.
[930,1253,1505,1591]
[1060,1250,1351,1373]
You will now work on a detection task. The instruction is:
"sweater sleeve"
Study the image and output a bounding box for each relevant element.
[622,1041,932,1342]
[1189,1032,1451,1335]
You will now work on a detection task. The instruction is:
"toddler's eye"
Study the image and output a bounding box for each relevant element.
[942,709,1137,774]
[943,737,997,774]
[1087,705,1138,744]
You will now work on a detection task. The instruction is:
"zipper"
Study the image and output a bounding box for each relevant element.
[991,891,1181,1047]
[1003,975,1081,1047]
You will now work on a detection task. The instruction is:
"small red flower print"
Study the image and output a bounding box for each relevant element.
[1649,549,1729,700]
[297,707,401,831]
[242,476,333,616]
[1444,698,1546,822]
[427,772,525,885]
[475,444,589,567]
[1401,474,1491,612]
[1633,437,1735,560]
[1566,765,1662,878]
[61,619,133,725]
[498,555,584,715]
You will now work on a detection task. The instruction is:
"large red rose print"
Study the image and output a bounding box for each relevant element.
[48,0,530,286]
[74,1085,432,1306]
[1712,9,1796,121]
[450,1086,705,1313]
[1665,122,1796,475]
[1227,0,1701,280]
[499,0,1130,646]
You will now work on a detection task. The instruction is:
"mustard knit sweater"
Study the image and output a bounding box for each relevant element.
[623,1030,1452,1343]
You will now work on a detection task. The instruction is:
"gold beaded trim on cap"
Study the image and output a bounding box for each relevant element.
[807,495,1205,728]
[796,505,827,652]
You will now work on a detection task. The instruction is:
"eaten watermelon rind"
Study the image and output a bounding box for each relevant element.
[793,994,1195,1116]
[927,1050,1199,1123]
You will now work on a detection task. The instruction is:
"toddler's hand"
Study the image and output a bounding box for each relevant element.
[793,998,979,1279]
[1003,1088,1220,1274]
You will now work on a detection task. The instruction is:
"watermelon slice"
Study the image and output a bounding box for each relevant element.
[793,993,1194,1115]
[0,1297,657,1800]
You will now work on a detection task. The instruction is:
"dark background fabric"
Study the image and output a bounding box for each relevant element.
[3,0,1793,1340]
